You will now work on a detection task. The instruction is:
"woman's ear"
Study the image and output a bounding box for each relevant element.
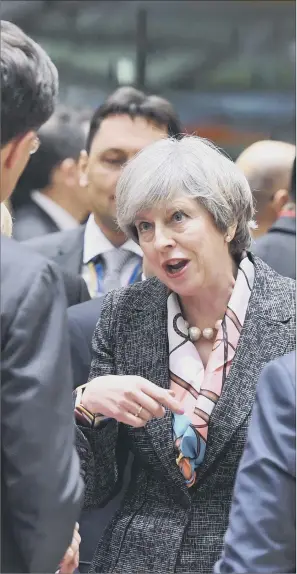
[225,223,237,243]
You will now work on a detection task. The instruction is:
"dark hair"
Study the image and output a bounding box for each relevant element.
[13,106,85,201]
[85,86,182,153]
[290,157,296,202]
[1,20,58,147]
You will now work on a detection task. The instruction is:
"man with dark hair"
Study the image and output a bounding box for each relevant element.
[253,155,296,279]
[25,86,182,296]
[1,20,83,573]
[0,20,58,202]
[12,106,90,241]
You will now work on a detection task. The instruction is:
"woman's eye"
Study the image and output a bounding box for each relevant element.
[172,211,186,223]
[138,221,152,233]
[103,157,123,167]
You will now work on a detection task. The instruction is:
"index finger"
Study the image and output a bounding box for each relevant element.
[141,381,184,414]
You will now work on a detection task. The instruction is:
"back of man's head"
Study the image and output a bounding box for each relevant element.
[14,106,86,199]
[236,140,296,237]
[1,20,58,200]
[1,21,58,148]
[85,86,182,154]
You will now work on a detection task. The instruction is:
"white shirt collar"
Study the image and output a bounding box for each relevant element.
[31,190,79,231]
[83,213,143,263]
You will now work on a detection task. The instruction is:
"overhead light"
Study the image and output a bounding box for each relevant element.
[116,58,135,85]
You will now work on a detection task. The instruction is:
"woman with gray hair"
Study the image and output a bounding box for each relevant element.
[74,136,295,573]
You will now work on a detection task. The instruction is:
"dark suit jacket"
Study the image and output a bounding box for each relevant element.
[24,226,85,275]
[61,269,90,307]
[76,254,295,574]
[67,296,133,571]
[214,351,295,574]
[253,214,296,279]
[23,225,143,284]
[23,227,90,307]
[67,297,104,389]
[1,237,84,573]
[13,199,60,241]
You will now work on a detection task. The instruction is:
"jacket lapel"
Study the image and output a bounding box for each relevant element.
[197,256,295,482]
[55,226,85,275]
[124,279,190,497]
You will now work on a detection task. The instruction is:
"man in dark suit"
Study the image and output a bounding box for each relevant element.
[58,267,90,307]
[214,351,295,574]
[24,87,182,296]
[67,295,133,573]
[1,21,83,573]
[68,296,104,388]
[12,106,89,241]
[253,156,296,279]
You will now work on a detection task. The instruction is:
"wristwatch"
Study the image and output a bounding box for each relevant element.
[74,384,104,428]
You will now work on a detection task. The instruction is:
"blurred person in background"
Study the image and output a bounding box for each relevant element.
[12,106,89,241]
[75,136,295,574]
[1,20,83,573]
[24,86,182,297]
[236,140,295,238]
[214,351,295,574]
[253,156,296,279]
[77,106,93,139]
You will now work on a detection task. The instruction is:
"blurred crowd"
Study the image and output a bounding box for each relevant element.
[1,17,295,574]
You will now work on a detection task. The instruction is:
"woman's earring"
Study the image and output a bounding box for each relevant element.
[226,235,231,242]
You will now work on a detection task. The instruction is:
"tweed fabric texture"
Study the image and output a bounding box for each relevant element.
[75,254,295,573]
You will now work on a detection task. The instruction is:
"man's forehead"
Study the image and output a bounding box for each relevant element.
[92,114,167,152]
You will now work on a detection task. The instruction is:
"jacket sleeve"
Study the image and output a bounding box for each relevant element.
[1,260,84,573]
[214,354,296,574]
[76,290,129,510]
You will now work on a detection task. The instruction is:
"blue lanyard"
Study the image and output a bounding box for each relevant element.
[128,260,142,285]
[94,261,104,294]
[91,259,142,296]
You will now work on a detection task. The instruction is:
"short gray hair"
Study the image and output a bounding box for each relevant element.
[116,135,255,256]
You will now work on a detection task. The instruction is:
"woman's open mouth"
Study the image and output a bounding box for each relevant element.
[162,259,190,277]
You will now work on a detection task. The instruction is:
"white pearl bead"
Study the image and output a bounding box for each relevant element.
[215,319,222,330]
[189,326,201,342]
[202,327,214,340]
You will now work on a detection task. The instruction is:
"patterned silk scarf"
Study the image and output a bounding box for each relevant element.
[168,254,255,487]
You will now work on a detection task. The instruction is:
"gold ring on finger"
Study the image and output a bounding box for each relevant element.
[135,405,143,418]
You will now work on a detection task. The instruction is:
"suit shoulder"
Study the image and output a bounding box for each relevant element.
[1,237,62,307]
[23,227,84,258]
[13,203,58,240]
[255,231,292,253]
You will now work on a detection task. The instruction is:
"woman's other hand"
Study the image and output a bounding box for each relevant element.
[58,523,80,574]
[81,375,184,427]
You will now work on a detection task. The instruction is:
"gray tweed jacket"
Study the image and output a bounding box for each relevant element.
[76,254,295,574]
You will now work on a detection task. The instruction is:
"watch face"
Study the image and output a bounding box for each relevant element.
[74,404,95,427]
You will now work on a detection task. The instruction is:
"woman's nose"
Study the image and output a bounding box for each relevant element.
[154,226,175,251]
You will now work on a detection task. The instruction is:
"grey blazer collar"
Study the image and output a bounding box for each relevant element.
[126,254,294,495]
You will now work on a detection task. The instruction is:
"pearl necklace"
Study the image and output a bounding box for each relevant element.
[185,319,223,342]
